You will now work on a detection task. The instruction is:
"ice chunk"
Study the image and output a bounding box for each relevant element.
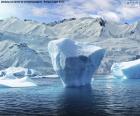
[0,67,37,79]
[48,38,105,87]
[0,77,36,88]
[0,67,37,87]
[111,59,140,79]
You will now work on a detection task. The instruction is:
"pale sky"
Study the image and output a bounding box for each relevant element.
[0,0,140,23]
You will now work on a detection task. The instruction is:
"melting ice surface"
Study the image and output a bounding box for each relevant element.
[111,59,140,79]
[0,67,37,87]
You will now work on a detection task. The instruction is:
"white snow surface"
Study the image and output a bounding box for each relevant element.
[111,59,140,79]
[0,67,37,87]
[0,17,140,75]
[0,77,36,88]
[48,38,105,87]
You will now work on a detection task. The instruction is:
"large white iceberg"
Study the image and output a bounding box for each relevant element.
[0,67,37,87]
[48,38,105,87]
[111,59,140,79]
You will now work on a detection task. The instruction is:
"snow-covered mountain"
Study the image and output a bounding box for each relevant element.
[0,40,50,75]
[0,17,139,75]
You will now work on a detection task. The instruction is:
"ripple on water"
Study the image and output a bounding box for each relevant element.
[0,77,140,116]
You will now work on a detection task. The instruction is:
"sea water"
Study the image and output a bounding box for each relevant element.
[0,77,140,116]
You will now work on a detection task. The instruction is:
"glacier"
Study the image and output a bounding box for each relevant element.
[48,38,105,87]
[111,59,140,79]
[0,67,37,87]
[0,17,140,75]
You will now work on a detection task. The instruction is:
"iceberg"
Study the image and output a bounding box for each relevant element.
[0,77,36,88]
[111,59,140,79]
[48,38,105,87]
[0,67,37,87]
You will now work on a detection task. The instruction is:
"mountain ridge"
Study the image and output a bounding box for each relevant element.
[0,17,139,75]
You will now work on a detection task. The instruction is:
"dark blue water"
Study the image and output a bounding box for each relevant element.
[1,77,140,116]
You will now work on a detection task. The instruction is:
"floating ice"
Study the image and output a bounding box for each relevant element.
[0,67,37,87]
[0,77,36,88]
[111,59,140,79]
[48,38,105,87]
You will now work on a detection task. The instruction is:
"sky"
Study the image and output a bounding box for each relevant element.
[0,0,140,23]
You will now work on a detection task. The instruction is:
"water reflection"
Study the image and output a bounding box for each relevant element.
[56,78,140,116]
[57,85,109,116]
[1,78,140,116]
